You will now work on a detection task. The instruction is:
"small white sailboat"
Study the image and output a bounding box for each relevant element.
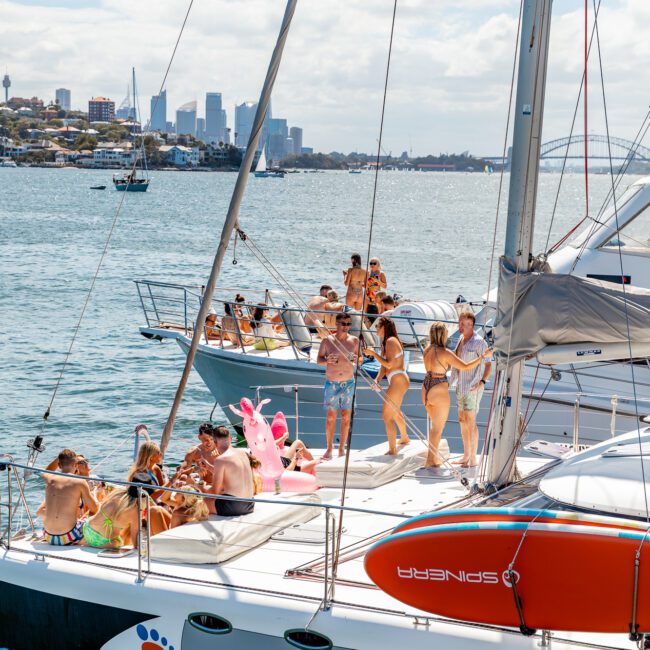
[254,147,285,177]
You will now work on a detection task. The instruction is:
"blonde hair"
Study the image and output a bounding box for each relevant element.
[326,289,339,301]
[106,487,142,521]
[428,322,449,348]
[175,486,208,522]
[128,441,161,481]
[370,258,381,270]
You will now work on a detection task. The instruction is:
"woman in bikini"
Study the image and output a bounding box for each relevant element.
[82,486,144,549]
[422,322,492,469]
[365,317,410,455]
[170,486,209,528]
[343,253,367,311]
[127,441,172,533]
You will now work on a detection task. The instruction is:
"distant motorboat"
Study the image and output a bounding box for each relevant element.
[349,169,362,174]
[90,185,106,190]
[0,159,17,167]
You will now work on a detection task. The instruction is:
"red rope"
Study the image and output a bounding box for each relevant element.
[583,0,589,219]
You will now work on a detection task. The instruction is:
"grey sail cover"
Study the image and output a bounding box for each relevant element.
[493,258,650,365]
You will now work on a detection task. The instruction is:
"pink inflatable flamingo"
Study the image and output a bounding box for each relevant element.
[229,398,317,493]
[271,411,289,440]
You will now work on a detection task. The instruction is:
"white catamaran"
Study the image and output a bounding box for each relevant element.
[2,3,650,650]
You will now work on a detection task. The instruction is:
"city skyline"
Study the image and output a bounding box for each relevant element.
[1,1,649,156]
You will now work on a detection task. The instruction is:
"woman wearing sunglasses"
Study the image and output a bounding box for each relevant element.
[365,257,387,323]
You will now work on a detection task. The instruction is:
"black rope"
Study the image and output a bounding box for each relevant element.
[593,0,647,523]
[39,0,195,430]
[333,0,398,580]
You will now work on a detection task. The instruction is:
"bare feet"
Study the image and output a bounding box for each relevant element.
[398,437,410,445]
[321,451,332,461]
[385,447,397,456]
[452,457,469,465]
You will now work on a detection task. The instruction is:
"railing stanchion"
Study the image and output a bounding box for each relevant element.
[323,506,330,610]
[184,289,189,335]
[610,395,618,438]
[146,282,161,325]
[146,494,151,575]
[573,395,581,452]
[136,486,143,583]
[295,386,300,441]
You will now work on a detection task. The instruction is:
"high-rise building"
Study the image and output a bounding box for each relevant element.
[88,97,115,122]
[55,88,71,111]
[268,118,289,160]
[150,90,167,132]
[205,93,227,142]
[234,101,257,147]
[176,101,197,136]
[196,117,206,141]
[221,110,229,143]
[289,126,303,155]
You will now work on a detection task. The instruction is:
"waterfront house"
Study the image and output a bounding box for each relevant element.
[159,144,199,167]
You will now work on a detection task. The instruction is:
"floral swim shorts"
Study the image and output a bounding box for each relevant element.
[323,379,355,412]
[456,386,484,413]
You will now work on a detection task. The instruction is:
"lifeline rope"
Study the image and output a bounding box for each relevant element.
[38,0,195,432]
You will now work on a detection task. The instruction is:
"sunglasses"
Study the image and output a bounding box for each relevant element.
[370,262,378,266]
[339,322,352,327]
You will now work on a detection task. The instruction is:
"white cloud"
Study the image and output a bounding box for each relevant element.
[0,0,649,155]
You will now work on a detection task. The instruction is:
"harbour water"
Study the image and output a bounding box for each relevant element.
[0,166,633,495]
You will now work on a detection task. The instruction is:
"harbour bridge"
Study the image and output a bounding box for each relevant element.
[483,134,650,166]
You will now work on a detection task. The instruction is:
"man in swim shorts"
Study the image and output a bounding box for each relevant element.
[37,448,98,545]
[317,312,362,459]
[208,426,255,516]
[450,311,492,468]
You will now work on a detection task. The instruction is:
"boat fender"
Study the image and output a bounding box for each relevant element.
[282,308,312,353]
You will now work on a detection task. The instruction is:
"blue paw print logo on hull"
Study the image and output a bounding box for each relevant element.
[136,624,175,650]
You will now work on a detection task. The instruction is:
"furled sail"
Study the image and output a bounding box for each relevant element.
[493,258,650,366]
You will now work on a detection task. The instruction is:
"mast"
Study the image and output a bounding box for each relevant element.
[160,0,297,455]
[484,0,553,487]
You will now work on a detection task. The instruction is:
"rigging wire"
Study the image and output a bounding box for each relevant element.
[38,0,195,432]
[583,0,589,223]
[592,0,648,523]
[331,0,398,587]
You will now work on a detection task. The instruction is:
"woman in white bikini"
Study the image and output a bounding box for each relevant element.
[422,322,492,469]
[365,316,410,455]
[343,253,367,311]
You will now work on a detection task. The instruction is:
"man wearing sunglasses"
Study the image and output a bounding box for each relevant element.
[317,312,362,460]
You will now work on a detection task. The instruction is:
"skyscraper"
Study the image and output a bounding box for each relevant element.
[289,127,303,155]
[175,101,197,136]
[268,118,289,160]
[234,101,257,147]
[88,97,115,122]
[55,88,71,111]
[196,117,206,141]
[150,90,167,132]
[221,109,229,143]
[205,93,226,142]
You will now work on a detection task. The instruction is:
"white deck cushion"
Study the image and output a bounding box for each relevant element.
[315,439,450,488]
[150,492,321,564]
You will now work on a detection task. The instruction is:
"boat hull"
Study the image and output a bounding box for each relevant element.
[176,339,646,452]
[114,181,149,192]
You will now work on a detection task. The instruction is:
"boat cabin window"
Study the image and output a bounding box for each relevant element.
[570,184,642,248]
[600,198,650,253]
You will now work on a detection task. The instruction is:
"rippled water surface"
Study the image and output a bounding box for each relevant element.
[0,167,633,494]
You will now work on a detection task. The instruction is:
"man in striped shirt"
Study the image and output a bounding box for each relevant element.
[450,311,492,467]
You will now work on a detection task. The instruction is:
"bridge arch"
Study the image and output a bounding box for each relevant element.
[540,134,650,161]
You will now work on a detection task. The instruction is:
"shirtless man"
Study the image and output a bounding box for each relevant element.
[37,448,98,545]
[317,312,362,459]
[343,253,367,311]
[208,426,255,516]
[304,285,332,331]
[183,423,219,483]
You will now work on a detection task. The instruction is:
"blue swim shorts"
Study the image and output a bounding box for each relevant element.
[323,379,355,412]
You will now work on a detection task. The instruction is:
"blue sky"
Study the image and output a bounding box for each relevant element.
[1,0,647,155]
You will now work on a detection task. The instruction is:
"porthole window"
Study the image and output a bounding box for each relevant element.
[284,628,333,650]
[187,612,232,635]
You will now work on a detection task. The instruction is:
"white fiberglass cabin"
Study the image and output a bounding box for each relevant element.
[137,177,650,453]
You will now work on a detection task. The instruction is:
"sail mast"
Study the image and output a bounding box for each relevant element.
[484,0,553,487]
[160,0,297,454]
